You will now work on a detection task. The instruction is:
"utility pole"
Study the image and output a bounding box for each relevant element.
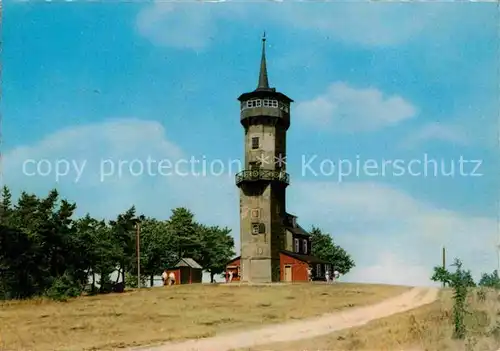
[442,246,446,288]
[136,220,141,289]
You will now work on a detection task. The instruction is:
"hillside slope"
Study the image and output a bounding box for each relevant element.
[0,283,407,351]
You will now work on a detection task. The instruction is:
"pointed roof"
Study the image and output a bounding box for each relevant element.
[257,32,270,90]
[237,33,293,103]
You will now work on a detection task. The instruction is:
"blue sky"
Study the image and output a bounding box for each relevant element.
[3,2,499,285]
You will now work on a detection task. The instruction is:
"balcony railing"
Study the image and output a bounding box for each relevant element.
[235,169,290,186]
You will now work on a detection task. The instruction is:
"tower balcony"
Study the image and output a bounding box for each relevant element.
[235,169,290,187]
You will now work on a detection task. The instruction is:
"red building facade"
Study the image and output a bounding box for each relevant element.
[226,214,332,283]
[166,258,203,285]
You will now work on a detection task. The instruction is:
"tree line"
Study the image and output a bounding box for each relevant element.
[0,186,235,300]
[431,261,500,289]
[0,186,356,301]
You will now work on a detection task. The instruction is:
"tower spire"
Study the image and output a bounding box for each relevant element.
[257,31,270,90]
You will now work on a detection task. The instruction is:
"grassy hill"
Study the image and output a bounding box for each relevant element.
[0,283,408,351]
[247,288,500,351]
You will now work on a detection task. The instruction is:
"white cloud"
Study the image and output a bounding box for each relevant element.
[3,118,237,224]
[290,181,497,286]
[400,97,498,148]
[346,252,435,287]
[402,122,469,148]
[135,2,245,50]
[136,3,217,50]
[4,120,496,286]
[135,3,449,49]
[295,82,417,132]
[271,4,446,47]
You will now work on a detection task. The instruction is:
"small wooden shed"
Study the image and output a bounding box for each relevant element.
[166,258,203,285]
[225,256,241,282]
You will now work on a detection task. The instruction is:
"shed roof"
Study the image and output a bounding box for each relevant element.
[174,258,203,269]
[226,256,241,265]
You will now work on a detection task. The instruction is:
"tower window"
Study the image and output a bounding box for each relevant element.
[246,99,262,109]
[251,208,260,218]
[294,238,300,253]
[316,264,322,277]
[251,223,259,235]
[303,239,308,254]
[262,99,278,108]
[251,137,259,149]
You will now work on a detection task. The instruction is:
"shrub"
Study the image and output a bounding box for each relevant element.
[45,272,83,301]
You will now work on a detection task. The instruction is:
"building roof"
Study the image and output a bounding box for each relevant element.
[281,250,330,264]
[237,90,293,103]
[257,33,269,90]
[173,258,203,269]
[285,224,310,237]
[284,213,310,237]
[226,256,241,265]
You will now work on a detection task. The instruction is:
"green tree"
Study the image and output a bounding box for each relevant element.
[109,207,139,286]
[478,269,500,289]
[431,260,476,288]
[1,188,88,299]
[74,215,118,293]
[309,226,355,274]
[430,258,475,340]
[140,218,177,286]
[431,266,452,287]
[196,224,235,283]
[167,207,201,260]
[0,185,236,299]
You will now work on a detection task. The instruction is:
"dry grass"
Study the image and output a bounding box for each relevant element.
[245,288,500,351]
[0,282,408,351]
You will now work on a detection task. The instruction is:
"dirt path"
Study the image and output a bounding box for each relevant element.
[134,287,439,351]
